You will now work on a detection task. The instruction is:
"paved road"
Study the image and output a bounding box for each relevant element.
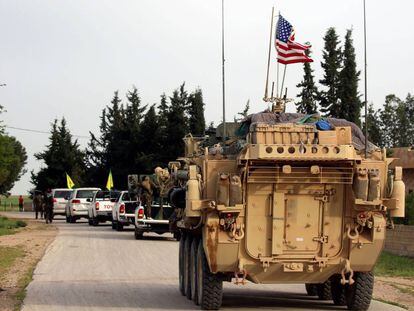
[7,213,402,311]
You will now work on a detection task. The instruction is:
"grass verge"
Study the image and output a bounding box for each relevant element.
[0,246,25,278]
[375,251,414,278]
[0,216,27,236]
[14,265,36,311]
[374,298,408,310]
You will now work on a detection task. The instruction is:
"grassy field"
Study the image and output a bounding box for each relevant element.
[0,195,32,212]
[0,216,27,236]
[375,251,414,277]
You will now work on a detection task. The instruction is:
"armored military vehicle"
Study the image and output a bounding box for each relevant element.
[168,109,405,310]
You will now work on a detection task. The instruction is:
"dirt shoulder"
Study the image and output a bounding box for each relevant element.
[0,215,57,311]
[374,276,414,310]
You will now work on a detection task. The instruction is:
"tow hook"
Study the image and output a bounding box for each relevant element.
[340,259,355,285]
[233,270,247,285]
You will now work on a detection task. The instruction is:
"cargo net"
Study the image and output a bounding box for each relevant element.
[238,112,378,152]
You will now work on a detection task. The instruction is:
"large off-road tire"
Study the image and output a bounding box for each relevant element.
[331,275,347,306]
[173,231,181,242]
[305,283,318,296]
[92,217,99,226]
[346,272,374,311]
[197,242,223,310]
[179,233,186,296]
[190,237,200,305]
[69,216,76,223]
[135,227,144,240]
[317,280,332,300]
[184,235,193,300]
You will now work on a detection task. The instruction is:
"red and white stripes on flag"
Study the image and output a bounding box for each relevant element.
[275,15,313,65]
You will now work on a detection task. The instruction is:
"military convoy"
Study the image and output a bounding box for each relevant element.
[167,109,406,310]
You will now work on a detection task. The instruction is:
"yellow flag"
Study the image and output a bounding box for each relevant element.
[66,173,75,189]
[106,170,114,190]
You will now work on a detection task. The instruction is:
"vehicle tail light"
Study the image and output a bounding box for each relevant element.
[138,208,144,219]
[53,198,57,203]
[72,199,81,204]
[95,202,99,210]
[119,204,125,214]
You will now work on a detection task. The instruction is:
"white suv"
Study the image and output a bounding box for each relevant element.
[88,190,120,226]
[65,188,100,223]
[52,188,73,216]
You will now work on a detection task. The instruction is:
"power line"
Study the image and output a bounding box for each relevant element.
[4,125,89,139]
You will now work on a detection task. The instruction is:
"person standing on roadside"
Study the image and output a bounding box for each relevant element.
[44,189,54,224]
[33,192,43,219]
[18,195,24,212]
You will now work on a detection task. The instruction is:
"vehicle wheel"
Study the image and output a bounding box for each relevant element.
[346,272,374,311]
[88,218,93,226]
[70,216,76,223]
[116,222,123,231]
[197,241,223,310]
[111,220,116,230]
[190,237,200,305]
[305,283,318,296]
[173,231,181,241]
[317,280,332,300]
[331,275,347,306]
[184,235,193,300]
[135,227,144,240]
[179,233,186,296]
[92,217,99,226]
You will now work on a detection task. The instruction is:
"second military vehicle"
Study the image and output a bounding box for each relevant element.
[169,108,405,310]
[88,190,120,226]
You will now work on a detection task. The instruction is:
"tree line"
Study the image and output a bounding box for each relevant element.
[0,105,27,195]
[31,83,206,191]
[296,27,413,148]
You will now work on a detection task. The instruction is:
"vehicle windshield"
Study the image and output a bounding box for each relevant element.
[121,192,138,202]
[76,190,97,199]
[54,190,73,199]
[95,191,120,201]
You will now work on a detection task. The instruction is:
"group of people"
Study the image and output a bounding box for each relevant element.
[32,190,54,224]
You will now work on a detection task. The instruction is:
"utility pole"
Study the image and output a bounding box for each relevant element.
[221,0,226,140]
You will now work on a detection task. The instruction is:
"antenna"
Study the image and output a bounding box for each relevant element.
[363,0,368,157]
[221,0,226,141]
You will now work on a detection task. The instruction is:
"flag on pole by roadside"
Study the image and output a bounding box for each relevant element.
[275,15,313,64]
[66,173,75,189]
[106,170,114,190]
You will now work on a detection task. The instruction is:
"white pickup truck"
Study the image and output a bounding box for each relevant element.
[88,190,120,226]
[134,200,179,240]
[111,191,139,231]
[65,188,100,223]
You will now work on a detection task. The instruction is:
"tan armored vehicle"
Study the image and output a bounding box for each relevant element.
[168,111,405,310]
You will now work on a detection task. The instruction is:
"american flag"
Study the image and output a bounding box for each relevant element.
[275,15,313,65]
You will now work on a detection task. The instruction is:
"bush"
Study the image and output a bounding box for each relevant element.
[0,217,27,235]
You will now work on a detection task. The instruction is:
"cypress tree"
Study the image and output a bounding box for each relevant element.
[319,28,342,117]
[338,29,362,125]
[379,95,400,148]
[362,103,382,147]
[296,49,319,115]
[31,118,85,191]
[166,83,188,158]
[187,88,206,136]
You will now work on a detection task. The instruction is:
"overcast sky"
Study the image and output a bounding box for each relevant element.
[1,0,413,194]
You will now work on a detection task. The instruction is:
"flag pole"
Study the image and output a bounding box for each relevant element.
[264,7,275,101]
[221,0,226,140]
[363,0,368,158]
[276,11,280,98]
